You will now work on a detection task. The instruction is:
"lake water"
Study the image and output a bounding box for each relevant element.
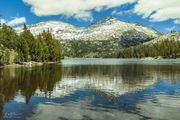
[0,59,180,120]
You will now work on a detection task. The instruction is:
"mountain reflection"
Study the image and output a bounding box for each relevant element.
[0,65,62,118]
[0,63,180,119]
[53,64,180,99]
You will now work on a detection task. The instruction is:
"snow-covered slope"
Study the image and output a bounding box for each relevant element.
[15,16,160,41]
[84,16,160,41]
[15,21,78,40]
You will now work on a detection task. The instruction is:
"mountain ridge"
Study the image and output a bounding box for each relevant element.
[15,16,161,58]
[15,16,160,41]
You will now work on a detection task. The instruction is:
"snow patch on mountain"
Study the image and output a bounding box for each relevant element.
[15,17,160,41]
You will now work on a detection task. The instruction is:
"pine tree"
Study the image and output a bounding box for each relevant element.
[0,24,18,50]
[17,24,31,62]
[0,23,62,64]
[32,35,43,62]
[39,30,62,62]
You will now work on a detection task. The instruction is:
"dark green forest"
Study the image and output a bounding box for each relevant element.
[117,40,180,58]
[0,23,62,65]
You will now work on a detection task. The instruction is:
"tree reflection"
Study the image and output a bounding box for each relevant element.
[0,64,62,118]
[63,64,180,84]
[0,63,180,119]
[61,64,180,99]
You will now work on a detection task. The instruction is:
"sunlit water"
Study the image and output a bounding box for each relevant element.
[0,59,180,120]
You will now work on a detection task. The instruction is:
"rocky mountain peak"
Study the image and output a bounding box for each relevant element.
[89,16,123,28]
[99,16,119,23]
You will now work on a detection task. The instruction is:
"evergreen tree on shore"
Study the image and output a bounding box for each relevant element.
[38,30,62,62]
[0,24,18,50]
[17,25,31,62]
[0,22,62,65]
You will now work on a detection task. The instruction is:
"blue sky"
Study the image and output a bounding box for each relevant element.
[0,0,179,33]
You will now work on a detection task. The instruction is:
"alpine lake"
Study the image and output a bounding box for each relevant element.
[0,59,180,120]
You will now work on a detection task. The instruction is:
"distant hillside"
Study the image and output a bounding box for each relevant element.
[117,32,180,59]
[144,32,180,45]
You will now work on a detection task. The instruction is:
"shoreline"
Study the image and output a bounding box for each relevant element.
[0,61,58,68]
[63,57,180,60]
[1,58,180,68]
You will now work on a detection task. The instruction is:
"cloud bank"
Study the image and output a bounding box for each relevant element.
[134,0,180,23]
[23,0,180,23]
[23,0,136,21]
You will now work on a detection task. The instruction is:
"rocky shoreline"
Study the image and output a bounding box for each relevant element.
[1,61,58,68]
[1,58,180,68]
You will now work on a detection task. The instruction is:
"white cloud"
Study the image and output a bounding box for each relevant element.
[112,9,133,16]
[7,17,26,26]
[134,0,180,22]
[22,0,180,23]
[165,26,176,32]
[174,19,180,24]
[23,0,136,21]
[0,19,6,24]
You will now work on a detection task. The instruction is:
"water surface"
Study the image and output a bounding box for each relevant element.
[0,59,180,120]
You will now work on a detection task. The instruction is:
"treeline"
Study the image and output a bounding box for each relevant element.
[0,23,62,65]
[117,40,180,58]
